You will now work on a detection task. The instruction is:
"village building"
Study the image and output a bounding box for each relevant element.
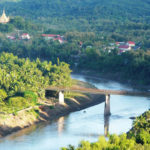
[53,36,66,44]
[119,45,131,54]
[42,34,65,44]
[127,41,135,47]
[7,35,16,40]
[79,41,83,47]
[0,10,10,24]
[116,42,120,46]
[20,33,31,40]
[42,34,59,40]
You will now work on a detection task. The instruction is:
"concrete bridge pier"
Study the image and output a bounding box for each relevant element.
[59,91,64,104]
[104,115,110,137]
[104,94,111,116]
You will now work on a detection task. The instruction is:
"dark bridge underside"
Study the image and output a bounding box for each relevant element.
[46,87,150,97]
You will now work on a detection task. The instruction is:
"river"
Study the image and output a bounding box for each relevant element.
[0,74,150,150]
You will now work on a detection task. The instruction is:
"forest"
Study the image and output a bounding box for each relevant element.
[1,0,150,31]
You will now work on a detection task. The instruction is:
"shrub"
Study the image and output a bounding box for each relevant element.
[49,105,54,109]
[136,129,150,144]
[8,96,29,109]
[23,91,38,104]
[0,89,8,102]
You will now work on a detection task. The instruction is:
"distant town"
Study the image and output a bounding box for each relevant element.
[0,10,140,55]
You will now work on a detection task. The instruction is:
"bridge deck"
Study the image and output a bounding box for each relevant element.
[46,87,150,97]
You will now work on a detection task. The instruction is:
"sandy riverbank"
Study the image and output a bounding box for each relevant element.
[0,81,105,138]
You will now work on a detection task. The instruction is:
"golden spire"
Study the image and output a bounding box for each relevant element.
[0,9,10,24]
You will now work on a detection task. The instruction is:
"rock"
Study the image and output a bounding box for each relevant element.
[129,117,136,120]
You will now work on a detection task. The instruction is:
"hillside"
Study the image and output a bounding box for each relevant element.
[1,0,150,31]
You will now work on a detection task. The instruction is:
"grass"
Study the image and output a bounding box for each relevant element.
[64,91,85,99]
[73,79,96,89]
[64,80,97,100]
[0,80,95,115]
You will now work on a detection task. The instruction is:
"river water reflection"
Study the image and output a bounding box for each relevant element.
[0,74,150,150]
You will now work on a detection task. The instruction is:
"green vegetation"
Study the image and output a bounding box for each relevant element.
[0,0,21,3]
[0,16,39,33]
[79,50,150,85]
[1,0,150,31]
[128,111,150,145]
[0,52,72,114]
[0,0,149,86]
[62,110,150,150]
[1,35,150,84]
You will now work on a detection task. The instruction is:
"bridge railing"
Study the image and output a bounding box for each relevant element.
[46,86,150,97]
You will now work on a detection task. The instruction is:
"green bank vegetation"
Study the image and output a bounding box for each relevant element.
[0,52,72,114]
[79,49,150,85]
[62,110,150,150]
[0,16,39,33]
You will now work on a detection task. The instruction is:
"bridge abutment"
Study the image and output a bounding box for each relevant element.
[104,94,111,116]
[59,91,64,104]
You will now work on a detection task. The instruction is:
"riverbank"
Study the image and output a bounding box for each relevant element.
[0,81,105,138]
[72,69,150,91]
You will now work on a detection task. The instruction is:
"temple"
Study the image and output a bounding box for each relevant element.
[0,10,10,24]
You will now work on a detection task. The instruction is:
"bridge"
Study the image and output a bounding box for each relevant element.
[46,86,150,136]
[46,86,150,116]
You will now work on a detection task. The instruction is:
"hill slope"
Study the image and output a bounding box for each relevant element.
[1,0,150,30]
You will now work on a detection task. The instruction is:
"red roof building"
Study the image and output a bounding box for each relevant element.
[42,34,66,43]
[54,37,65,44]
[119,45,130,49]
[119,45,131,54]
[127,41,135,47]
[42,34,57,37]
[116,42,120,46]
[42,34,62,40]
[7,35,16,40]
[21,33,30,40]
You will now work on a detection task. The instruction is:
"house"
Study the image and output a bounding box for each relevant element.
[42,34,58,40]
[54,37,64,44]
[79,41,83,47]
[54,36,66,44]
[116,42,120,46]
[127,41,135,47]
[119,45,131,54]
[7,35,16,40]
[119,45,131,51]
[116,42,126,46]
[42,34,66,44]
[20,33,31,40]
